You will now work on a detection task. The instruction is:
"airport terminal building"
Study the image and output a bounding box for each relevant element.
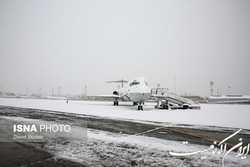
[207,94,250,104]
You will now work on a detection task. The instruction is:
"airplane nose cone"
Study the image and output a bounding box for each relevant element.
[128,86,151,102]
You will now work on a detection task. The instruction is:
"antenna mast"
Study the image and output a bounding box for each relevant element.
[210,81,214,96]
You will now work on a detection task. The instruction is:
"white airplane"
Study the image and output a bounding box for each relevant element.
[104,77,151,110]
[98,77,200,110]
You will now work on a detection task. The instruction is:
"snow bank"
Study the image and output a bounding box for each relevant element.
[0,98,250,129]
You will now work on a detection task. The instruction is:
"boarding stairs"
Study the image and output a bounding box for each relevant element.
[151,88,200,109]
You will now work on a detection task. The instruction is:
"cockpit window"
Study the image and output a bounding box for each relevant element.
[129,80,140,86]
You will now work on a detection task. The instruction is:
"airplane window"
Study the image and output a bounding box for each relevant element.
[145,82,148,86]
[129,81,140,86]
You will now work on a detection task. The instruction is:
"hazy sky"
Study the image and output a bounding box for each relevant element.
[0,0,250,96]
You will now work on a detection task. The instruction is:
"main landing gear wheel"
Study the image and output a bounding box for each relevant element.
[114,101,119,106]
[138,105,143,110]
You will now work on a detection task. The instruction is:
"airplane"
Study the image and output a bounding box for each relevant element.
[97,77,200,110]
[103,77,151,110]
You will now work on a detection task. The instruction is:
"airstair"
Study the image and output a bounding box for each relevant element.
[151,88,201,110]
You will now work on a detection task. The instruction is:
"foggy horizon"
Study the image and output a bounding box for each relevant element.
[1,0,250,97]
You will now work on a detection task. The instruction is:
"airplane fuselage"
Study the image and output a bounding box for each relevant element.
[119,77,151,103]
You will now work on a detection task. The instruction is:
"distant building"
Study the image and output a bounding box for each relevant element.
[207,95,250,104]
[0,92,17,98]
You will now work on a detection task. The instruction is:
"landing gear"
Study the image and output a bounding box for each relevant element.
[138,105,143,110]
[114,101,119,106]
[137,103,143,110]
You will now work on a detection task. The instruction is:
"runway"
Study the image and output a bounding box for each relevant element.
[0,106,249,166]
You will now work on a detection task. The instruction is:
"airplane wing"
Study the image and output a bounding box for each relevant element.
[93,94,122,99]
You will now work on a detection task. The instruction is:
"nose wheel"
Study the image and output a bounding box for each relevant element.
[137,103,143,110]
[114,100,119,106]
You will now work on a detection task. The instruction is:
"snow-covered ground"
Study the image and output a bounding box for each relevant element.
[2,115,249,166]
[0,98,250,130]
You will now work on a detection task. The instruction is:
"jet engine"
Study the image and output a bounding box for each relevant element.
[113,91,118,95]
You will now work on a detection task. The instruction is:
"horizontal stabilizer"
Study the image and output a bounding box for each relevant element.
[106,79,128,87]
[106,79,128,84]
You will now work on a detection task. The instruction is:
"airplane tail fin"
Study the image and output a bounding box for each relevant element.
[106,79,128,87]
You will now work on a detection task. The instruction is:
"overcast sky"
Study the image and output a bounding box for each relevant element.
[0,0,250,96]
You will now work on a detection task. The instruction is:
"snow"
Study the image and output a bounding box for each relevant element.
[0,98,250,130]
[2,115,249,166]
